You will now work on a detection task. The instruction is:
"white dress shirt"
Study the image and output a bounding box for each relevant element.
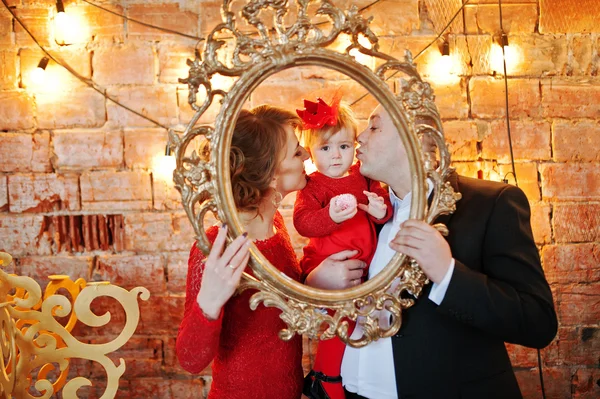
[341,184,455,399]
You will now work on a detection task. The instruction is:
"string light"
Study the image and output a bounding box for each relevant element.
[441,40,450,57]
[490,34,520,75]
[80,0,384,44]
[30,57,49,85]
[153,151,176,183]
[56,0,65,15]
[159,145,174,185]
[55,0,71,45]
[438,40,455,76]
[476,141,484,180]
[497,0,519,189]
[55,0,88,45]
[500,32,509,48]
[426,38,459,84]
[351,0,472,106]
[1,0,383,132]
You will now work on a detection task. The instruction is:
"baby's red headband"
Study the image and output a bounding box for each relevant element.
[296,93,342,129]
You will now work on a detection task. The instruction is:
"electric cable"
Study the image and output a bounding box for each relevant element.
[1,0,173,130]
[3,0,384,131]
[350,0,472,106]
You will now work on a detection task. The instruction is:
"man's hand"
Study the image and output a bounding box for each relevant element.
[358,190,387,219]
[329,196,357,224]
[389,220,452,284]
[305,250,367,289]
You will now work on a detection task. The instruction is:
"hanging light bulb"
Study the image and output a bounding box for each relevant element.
[476,141,484,180]
[31,57,49,86]
[441,40,450,57]
[490,33,520,75]
[56,0,65,16]
[153,146,176,183]
[500,33,509,48]
[438,40,453,71]
[55,0,74,45]
[55,0,68,28]
[427,39,458,84]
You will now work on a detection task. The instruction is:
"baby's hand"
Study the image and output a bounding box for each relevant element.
[329,195,358,224]
[358,191,387,219]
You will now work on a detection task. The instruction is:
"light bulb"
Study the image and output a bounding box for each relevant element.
[31,57,49,86]
[153,154,177,183]
[490,42,520,75]
[55,0,75,45]
[427,42,459,84]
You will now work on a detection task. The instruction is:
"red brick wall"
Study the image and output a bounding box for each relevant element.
[0,1,598,398]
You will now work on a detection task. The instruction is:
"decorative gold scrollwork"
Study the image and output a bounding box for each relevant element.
[0,251,149,398]
[172,0,459,347]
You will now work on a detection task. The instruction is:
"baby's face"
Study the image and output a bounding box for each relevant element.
[310,127,355,178]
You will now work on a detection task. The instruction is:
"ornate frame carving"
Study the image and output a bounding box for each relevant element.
[0,251,150,398]
[171,0,460,347]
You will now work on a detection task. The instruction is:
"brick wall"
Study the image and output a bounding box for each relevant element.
[0,0,598,398]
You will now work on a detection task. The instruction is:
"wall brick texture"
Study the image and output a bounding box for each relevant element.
[0,0,598,398]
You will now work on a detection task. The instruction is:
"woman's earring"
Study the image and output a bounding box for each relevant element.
[272,191,283,208]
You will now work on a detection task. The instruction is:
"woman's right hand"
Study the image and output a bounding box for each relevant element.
[197,225,251,320]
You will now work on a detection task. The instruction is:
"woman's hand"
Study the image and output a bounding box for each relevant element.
[305,250,367,289]
[358,190,387,219]
[197,225,251,320]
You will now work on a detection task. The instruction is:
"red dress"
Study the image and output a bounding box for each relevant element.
[293,163,392,399]
[176,212,304,399]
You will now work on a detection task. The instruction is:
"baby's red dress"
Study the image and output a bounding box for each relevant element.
[294,162,392,399]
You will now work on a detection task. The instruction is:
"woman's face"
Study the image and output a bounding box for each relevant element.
[274,125,310,197]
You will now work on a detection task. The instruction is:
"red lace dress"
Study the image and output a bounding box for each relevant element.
[293,162,392,399]
[176,212,304,399]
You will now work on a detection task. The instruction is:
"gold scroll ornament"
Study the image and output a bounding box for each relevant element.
[0,251,150,398]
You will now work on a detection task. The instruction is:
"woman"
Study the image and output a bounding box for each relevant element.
[176,105,311,399]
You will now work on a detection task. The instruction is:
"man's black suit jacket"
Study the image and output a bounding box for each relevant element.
[390,173,557,399]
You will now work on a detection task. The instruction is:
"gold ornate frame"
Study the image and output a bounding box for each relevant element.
[171,0,460,347]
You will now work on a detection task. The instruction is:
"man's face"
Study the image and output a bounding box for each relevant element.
[356,106,408,185]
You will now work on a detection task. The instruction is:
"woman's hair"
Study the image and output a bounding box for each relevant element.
[226,105,301,213]
[300,102,358,149]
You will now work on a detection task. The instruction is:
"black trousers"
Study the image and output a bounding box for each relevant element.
[343,388,369,399]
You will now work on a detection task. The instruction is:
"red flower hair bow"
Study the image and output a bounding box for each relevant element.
[296,94,341,129]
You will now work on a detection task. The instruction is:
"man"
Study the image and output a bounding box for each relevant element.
[308,105,557,399]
